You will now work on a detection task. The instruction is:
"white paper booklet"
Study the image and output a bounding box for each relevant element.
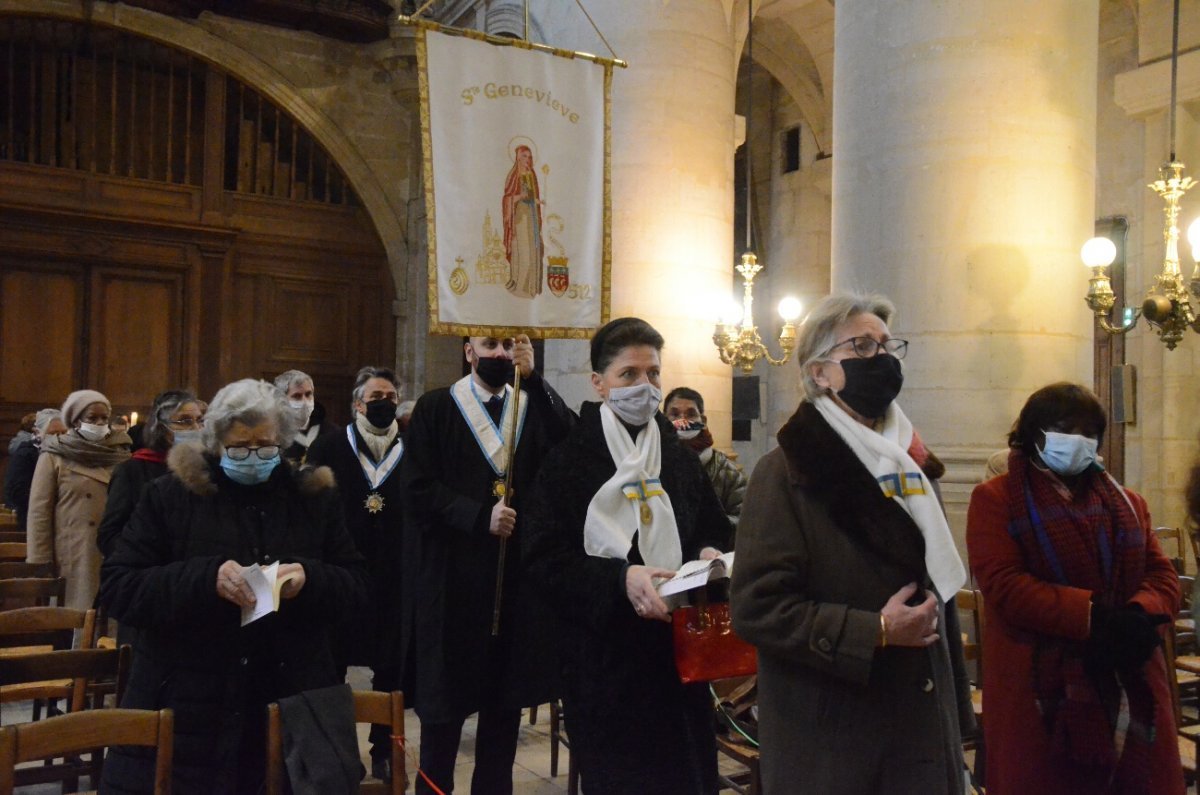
[239,562,302,626]
[657,551,735,597]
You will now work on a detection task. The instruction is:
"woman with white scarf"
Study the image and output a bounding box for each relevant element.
[523,317,732,794]
[27,388,132,609]
[730,292,974,794]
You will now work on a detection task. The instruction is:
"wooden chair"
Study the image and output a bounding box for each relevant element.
[0,607,96,721]
[1163,622,1200,788]
[548,699,579,795]
[0,531,26,544]
[1157,526,1188,575]
[955,588,986,786]
[265,689,406,795]
[0,561,55,579]
[713,678,760,795]
[0,708,174,795]
[0,646,132,790]
[0,541,26,562]
[0,576,67,609]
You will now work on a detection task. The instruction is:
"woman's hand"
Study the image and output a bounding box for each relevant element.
[880,582,940,647]
[626,565,675,622]
[699,547,722,561]
[276,562,306,600]
[216,560,256,608]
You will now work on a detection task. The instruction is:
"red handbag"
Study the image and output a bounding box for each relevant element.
[672,596,757,684]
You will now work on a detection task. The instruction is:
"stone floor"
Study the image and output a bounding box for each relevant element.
[4,666,752,793]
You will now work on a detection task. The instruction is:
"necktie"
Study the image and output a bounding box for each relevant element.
[485,395,504,425]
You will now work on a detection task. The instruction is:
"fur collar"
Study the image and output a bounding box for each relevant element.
[167,442,335,497]
[776,401,930,583]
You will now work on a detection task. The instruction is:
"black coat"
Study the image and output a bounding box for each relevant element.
[282,402,338,465]
[97,443,369,795]
[306,425,406,670]
[97,454,169,558]
[3,439,38,531]
[397,370,574,723]
[522,402,732,794]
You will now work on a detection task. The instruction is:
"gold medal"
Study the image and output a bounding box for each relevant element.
[492,479,507,499]
[364,492,385,514]
[640,501,652,524]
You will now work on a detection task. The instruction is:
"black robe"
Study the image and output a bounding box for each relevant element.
[397,369,575,723]
[522,402,732,794]
[306,424,406,671]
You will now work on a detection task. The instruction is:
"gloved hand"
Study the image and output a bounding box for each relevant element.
[1084,603,1171,675]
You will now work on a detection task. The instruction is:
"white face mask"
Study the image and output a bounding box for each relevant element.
[1038,431,1099,476]
[172,428,203,445]
[605,383,663,426]
[78,422,109,441]
[288,399,315,427]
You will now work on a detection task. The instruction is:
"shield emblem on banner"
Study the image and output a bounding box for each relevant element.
[547,256,570,297]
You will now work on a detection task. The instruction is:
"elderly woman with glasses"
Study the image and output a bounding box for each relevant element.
[98,379,368,795]
[730,292,974,795]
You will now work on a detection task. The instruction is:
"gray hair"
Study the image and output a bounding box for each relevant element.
[796,292,896,400]
[273,369,313,396]
[351,366,400,412]
[202,379,298,454]
[145,389,199,452]
[33,408,62,435]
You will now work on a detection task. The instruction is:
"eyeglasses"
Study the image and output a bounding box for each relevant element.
[224,445,280,461]
[166,418,204,430]
[823,336,909,360]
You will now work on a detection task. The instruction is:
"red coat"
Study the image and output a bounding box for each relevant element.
[966,473,1183,795]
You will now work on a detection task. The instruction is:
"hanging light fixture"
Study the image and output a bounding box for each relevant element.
[1083,0,1200,349]
[713,0,802,372]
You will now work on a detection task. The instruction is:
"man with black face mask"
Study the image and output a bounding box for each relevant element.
[305,366,406,783]
[398,334,575,795]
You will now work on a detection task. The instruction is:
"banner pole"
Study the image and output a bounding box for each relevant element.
[491,368,523,636]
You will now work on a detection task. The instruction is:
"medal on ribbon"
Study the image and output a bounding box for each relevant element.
[364,492,385,514]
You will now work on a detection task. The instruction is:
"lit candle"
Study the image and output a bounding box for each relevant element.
[130,411,139,427]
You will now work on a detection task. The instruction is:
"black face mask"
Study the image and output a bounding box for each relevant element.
[837,354,904,419]
[475,356,516,389]
[364,398,397,430]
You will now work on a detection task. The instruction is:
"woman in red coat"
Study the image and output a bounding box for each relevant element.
[967,382,1182,795]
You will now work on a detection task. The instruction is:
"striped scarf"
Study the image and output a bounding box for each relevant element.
[1005,450,1155,790]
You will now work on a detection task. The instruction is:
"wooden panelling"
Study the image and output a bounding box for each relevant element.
[267,279,352,365]
[0,266,81,404]
[89,269,184,409]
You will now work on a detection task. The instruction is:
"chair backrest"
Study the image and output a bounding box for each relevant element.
[0,542,26,562]
[265,690,405,795]
[1156,526,1187,574]
[955,588,985,681]
[0,576,67,609]
[0,561,56,579]
[0,606,96,651]
[0,708,174,795]
[0,645,131,713]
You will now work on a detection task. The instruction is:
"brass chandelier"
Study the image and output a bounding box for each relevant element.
[1083,0,1200,350]
[712,0,802,372]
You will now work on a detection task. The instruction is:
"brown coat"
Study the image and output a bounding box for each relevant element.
[731,402,972,795]
[26,452,115,609]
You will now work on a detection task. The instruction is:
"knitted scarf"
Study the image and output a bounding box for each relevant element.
[1005,451,1156,789]
[41,428,131,469]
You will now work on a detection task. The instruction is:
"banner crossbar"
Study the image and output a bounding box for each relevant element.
[397,14,627,69]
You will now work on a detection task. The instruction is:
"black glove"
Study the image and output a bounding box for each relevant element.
[1084,603,1170,676]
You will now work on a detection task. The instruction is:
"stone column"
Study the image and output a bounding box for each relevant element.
[832,0,1100,535]
[537,1,737,445]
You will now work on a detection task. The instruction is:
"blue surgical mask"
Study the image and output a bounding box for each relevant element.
[220,452,281,485]
[172,429,203,445]
[1038,431,1099,476]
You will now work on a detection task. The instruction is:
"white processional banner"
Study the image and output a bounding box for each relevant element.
[418,28,611,338]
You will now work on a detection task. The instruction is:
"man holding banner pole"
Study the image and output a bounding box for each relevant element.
[399,333,575,793]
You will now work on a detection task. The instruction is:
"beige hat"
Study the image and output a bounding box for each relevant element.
[60,389,111,427]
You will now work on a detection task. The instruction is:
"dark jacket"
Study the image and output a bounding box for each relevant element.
[97,454,169,558]
[306,425,406,671]
[3,438,39,531]
[398,370,574,722]
[730,401,972,795]
[97,443,368,795]
[282,402,338,466]
[522,402,732,794]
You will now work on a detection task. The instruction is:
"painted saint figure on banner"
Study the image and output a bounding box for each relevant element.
[503,144,545,298]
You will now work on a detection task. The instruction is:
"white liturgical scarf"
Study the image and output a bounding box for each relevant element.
[583,403,683,571]
[814,395,967,601]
